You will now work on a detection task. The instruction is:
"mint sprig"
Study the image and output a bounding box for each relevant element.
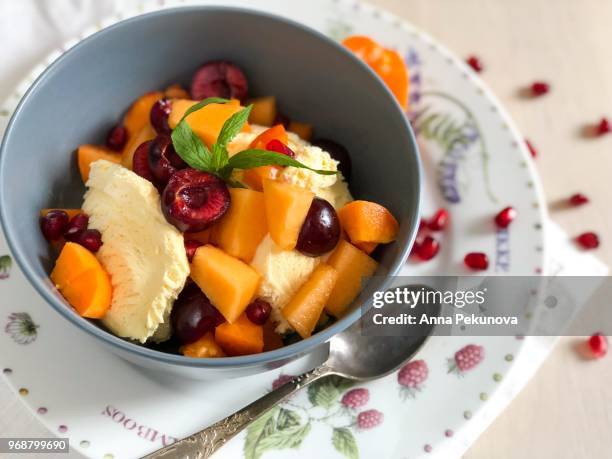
[170,98,336,185]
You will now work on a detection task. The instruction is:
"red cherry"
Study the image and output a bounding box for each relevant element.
[106,125,128,151]
[464,252,489,270]
[428,209,449,231]
[184,239,203,262]
[266,139,295,158]
[569,193,589,206]
[466,55,483,73]
[587,333,608,358]
[190,61,248,101]
[525,139,537,158]
[530,81,550,96]
[494,206,517,229]
[576,232,600,249]
[246,299,272,325]
[132,140,156,183]
[416,236,439,261]
[596,117,611,136]
[150,99,173,135]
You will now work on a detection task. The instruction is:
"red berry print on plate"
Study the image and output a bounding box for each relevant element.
[341,388,370,409]
[428,208,449,231]
[397,359,428,399]
[596,117,611,136]
[448,344,485,375]
[494,206,517,229]
[357,409,384,429]
[464,252,489,270]
[530,81,550,96]
[466,55,483,72]
[569,193,589,206]
[587,333,608,358]
[271,374,295,390]
[576,232,600,250]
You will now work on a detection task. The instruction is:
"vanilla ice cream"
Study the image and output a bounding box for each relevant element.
[82,160,190,343]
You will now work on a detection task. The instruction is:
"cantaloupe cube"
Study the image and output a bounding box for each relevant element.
[242,166,281,191]
[248,96,277,126]
[215,313,264,356]
[263,179,314,250]
[282,264,338,338]
[249,124,288,149]
[121,123,156,170]
[210,188,267,262]
[288,121,313,141]
[168,99,250,148]
[325,240,378,318]
[77,145,121,182]
[180,332,226,358]
[338,200,399,244]
[354,241,378,254]
[190,245,260,323]
[123,91,163,138]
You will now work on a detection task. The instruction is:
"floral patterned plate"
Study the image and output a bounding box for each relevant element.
[0,0,547,458]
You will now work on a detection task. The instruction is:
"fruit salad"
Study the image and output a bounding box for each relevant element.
[39,55,402,358]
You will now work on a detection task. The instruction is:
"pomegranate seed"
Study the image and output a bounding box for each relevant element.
[63,213,89,241]
[184,239,203,262]
[464,252,489,270]
[530,81,550,96]
[418,218,427,232]
[576,232,600,249]
[525,139,537,158]
[266,139,295,158]
[569,193,589,206]
[428,209,449,231]
[494,206,517,228]
[40,210,70,242]
[106,125,128,151]
[466,55,483,73]
[587,333,608,358]
[75,229,103,252]
[596,117,611,136]
[246,299,272,325]
[416,236,440,261]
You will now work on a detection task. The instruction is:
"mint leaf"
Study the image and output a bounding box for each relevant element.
[227,149,337,175]
[217,105,252,147]
[171,121,212,171]
[179,97,229,123]
[211,143,228,171]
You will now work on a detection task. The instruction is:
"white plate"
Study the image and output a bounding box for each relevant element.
[0,0,547,458]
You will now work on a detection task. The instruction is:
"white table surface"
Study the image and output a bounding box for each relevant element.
[2,1,611,458]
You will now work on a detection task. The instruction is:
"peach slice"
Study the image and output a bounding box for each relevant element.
[77,145,122,183]
[168,99,249,148]
[210,188,267,263]
[325,240,378,318]
[215,313,264,356]
[263,179,314,250]
[338,200,399,244]
[281,263,338,338]
[248,96,277,126]
[180,332,226,358]
[50,242,112,319]
[190,245,260,323]
[288,121,313,141]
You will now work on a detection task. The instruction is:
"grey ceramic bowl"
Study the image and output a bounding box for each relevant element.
[0,6,421,379]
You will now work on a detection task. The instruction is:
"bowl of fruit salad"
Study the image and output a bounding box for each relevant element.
[0,7,420,379]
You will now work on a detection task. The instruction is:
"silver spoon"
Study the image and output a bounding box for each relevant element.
[144,286,437,459]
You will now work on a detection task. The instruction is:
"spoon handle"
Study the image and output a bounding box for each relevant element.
[143,364,333,459]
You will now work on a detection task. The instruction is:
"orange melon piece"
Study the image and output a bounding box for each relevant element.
[121,123,156,170]
[77,145,121,182]
[180,332,226,358]
[248,96,277,126]
[249,124,288,150]
[210,188,267,262]
[338,200,399,244]
[354,241,378,254]
[281,264,338,338]
[215,313,264,356]
[288,121,313,141]
[187,228,212,245]
[168,99,250,148]
[40,209,81,219]
[190,245,260,323]
[123,91,163,138]
[263,179,314,250]
[325,240,378,318]
[242,165,281,191]
[50,242,112,319]
[164,84,190,99]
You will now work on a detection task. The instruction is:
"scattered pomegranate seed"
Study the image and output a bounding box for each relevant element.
[464,252,489,270]
[569,193,589,206]
[106,125,128,151]
[576,232,600,249]
[184,239,203,262]
[418,218,427,232]
[596,117,611,136]
[466,55,483,73]
[530,81,550,96]
[494,206,517,229]
[416,236,440,261]
[266,139,295,158]
[428,208,449,231]
[587,333,608,358]
[525,139,537,158]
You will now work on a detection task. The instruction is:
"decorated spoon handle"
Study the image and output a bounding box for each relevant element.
[142,364,334,459]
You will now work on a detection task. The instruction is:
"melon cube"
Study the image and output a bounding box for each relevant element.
[77,145,121,182]
[338,200,399,244]
[215,313,264,356]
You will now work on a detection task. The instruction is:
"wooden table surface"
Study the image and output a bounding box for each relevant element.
[1,1,611,458]
[368,0,612,457]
